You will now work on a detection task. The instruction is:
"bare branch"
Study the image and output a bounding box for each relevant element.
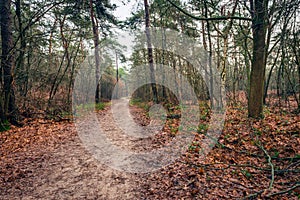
[267,184,300,197]
[165,0,252,21]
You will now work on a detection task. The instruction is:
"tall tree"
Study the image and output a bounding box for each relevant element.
[144,0,158,103]
[89,0,101,103]
[0,0,18,124]
[248,0,268,118]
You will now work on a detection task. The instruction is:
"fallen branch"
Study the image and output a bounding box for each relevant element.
[180,161,300,174]
[242,183,300,199]
[222,144,300,161]
[258,144,275,189]
[204,137,300,161]
[241,189,264,199]
[286,160,300,169]
[267,183,300,197]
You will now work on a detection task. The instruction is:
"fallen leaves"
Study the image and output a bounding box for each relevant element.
[137,98,300,199]
[0,97,299,199]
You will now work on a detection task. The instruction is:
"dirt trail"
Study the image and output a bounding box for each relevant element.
[1,99,152,199]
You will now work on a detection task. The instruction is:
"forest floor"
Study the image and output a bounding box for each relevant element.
[0,97,299,199]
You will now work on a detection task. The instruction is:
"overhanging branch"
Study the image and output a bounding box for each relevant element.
[165,0,252,21]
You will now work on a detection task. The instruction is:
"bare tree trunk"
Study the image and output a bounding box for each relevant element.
[144,0,158,103]
[203,1,214,108]
[47,15,73,109]
[89,0,101,104]
[161,23,167,100]
[0,0,18,124]
[248,0,268,118]
[67,40,81,105]
[15,0,27,97]
[291,26,300,110]
[115,51,119,99]
[264,48,279,104]
[201,16,210,100]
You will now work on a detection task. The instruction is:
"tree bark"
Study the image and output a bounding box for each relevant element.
[15,0,27,96]
[144,0,158,103]
[0,0,18,123]
[248,0,268,118]
[203,1,214,108]
[89,0,101,103]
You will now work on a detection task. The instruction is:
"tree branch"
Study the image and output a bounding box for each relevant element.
[165,0,252,21]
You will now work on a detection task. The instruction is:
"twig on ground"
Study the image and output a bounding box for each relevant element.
[180,161,300,174]
[258,143,275,189]
[286,160,300,169]
[207,138,300,161]
[240,189,264,199]
[266,183,300,197]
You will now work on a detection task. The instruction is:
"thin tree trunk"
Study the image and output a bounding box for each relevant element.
[203,1,214,108]
[115,51,119,99]
[264,48,280,104]
[201,10,209,97]
[90,0,101,104]
[48,16,73,109]
[160,20,167,100]
[67,39,81,105]
[144,0,158,103]
[15,0,27,96]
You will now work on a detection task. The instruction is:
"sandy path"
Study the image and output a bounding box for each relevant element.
[0,99,151,199]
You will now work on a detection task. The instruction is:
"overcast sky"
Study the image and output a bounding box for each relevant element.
[111,0,137,21]
[102,0,135,69]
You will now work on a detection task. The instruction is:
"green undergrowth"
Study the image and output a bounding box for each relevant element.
[130,98,151,111]
[95,102,107,110]
[0,120,10,132]
[130,98,211,121]
[76,102,109,111]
